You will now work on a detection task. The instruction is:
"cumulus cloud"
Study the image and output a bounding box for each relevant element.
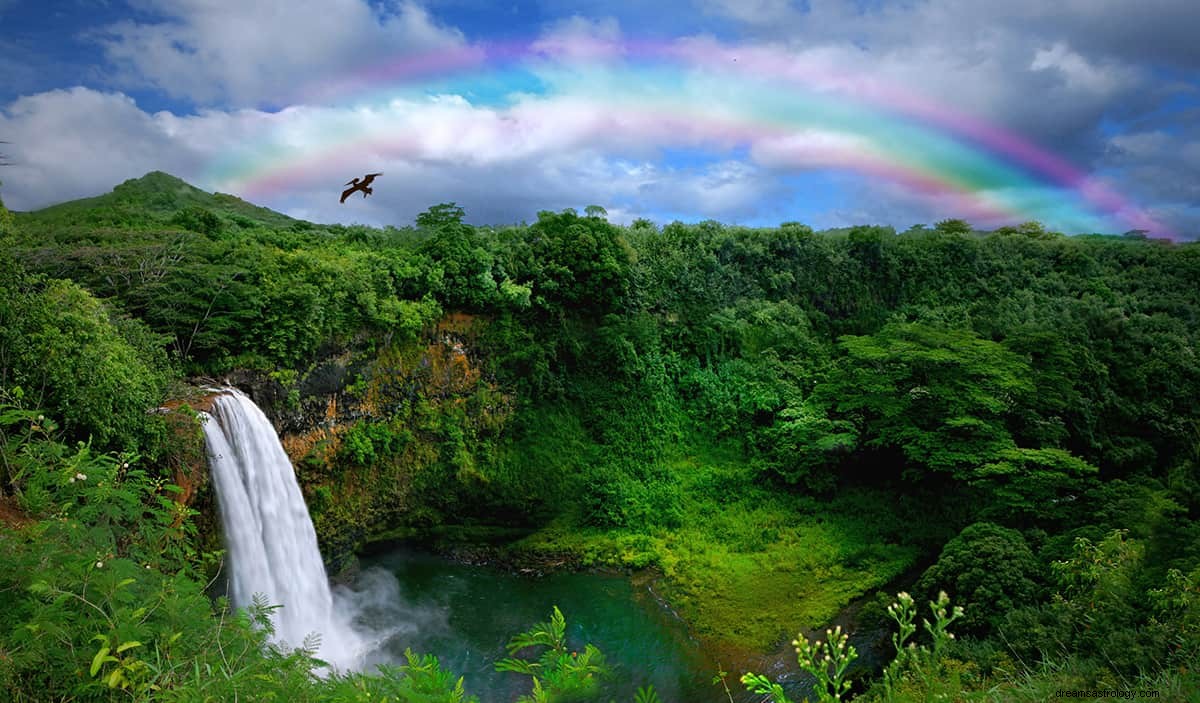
[1102,124,1200,235]
[700,0,802,27]
[1031,42,1130,97]
[696,0,1194,158]
[750,131,877,169]
[4,1,1194,236]
[531,15,624,60]
[0,88,204,210]
[92,0,466,107]
[0,84,784,228]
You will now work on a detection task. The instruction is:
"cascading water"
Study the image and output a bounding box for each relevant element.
[200,388,364,670]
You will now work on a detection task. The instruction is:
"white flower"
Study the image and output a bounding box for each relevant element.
[95,561,104,568]
[68,477,75,484]
[75,473,86,481]
[37,415,44,421]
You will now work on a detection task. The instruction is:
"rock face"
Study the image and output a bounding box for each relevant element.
[217,313,491,445]
[179,313,513,576]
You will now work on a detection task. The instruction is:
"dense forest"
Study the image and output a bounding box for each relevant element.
[1,171,1198,701]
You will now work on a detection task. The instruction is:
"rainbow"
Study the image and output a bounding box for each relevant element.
[204,38,1171,237]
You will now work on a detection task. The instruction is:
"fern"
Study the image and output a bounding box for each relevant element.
[496,606,609,703]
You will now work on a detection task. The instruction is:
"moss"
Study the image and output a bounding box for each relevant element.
[508,444,918,652]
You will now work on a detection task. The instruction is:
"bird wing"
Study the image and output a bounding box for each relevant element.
[361,172,383,185]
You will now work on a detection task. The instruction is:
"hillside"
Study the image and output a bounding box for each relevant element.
[1,179,1199,701]
[14,170,301,233]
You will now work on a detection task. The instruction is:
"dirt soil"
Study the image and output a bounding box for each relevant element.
[0,495,33,529]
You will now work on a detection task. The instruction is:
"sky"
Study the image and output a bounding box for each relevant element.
[0,0,1197,237]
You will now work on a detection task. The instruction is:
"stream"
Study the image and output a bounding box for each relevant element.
[351,547,768,702]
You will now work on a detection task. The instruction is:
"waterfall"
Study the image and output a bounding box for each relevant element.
[200,388,362,670]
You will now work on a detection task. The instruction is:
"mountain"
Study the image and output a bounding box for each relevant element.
[15,171,299,231]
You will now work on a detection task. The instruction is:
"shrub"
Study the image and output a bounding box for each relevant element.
[0,273,170,450]
[917,522,1041,636]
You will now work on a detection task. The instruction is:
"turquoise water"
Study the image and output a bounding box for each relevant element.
[347,547,876,702]
[354,548,733,702]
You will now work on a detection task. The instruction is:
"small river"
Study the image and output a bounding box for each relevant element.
[348,547,795,703]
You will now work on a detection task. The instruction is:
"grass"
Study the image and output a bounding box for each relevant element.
[509,439,918,653]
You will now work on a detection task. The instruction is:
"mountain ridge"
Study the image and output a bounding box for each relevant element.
[15,171,300,230]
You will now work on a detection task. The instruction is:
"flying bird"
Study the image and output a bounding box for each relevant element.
[340,172,383,203]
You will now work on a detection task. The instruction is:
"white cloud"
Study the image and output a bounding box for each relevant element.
[692,0,1189,163]
[750,131,876,169]
[0,85,782,228]
[1104,127,1200,235]
[699,0,802,26]
[93,0,466,107]
[0,88,203,210]
[634,160,784,220]
[4,4,1191,239]
[1031,42,1132,97]
[530,15,624,61]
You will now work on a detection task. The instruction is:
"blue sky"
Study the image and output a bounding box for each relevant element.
[1,0,1197,237]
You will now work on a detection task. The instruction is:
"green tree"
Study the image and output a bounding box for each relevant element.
[917,522,1041,636]
[417,202,467,229]
[0,271,170,449]
[171,205,223,236]
[815,323,1033,482]
[0,178,13,237]
[933,218,972,235]
[972,447,1097,520]
[419,222,498,311]
[524,208,633,315]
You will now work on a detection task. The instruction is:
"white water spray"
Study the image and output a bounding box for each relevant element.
[200,388,365,670]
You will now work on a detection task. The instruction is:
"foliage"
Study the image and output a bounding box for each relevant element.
[332,649,480,703]
[741,592,962,703]
[815,323,1034,482]
[6,175,1200,702]
[971,448,1097,521]
[416,202,466,229]
[916,522,1040,637]
[521,208,633,315]
[743,625,858,703]
[875,590,965,701]
[0,269,171,450]
[170,205,223,236]
[495,605,608,703]
[0,187,14,237]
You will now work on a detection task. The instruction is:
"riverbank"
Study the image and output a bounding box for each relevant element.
[357,518,916,702]
[360,482,919,661]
